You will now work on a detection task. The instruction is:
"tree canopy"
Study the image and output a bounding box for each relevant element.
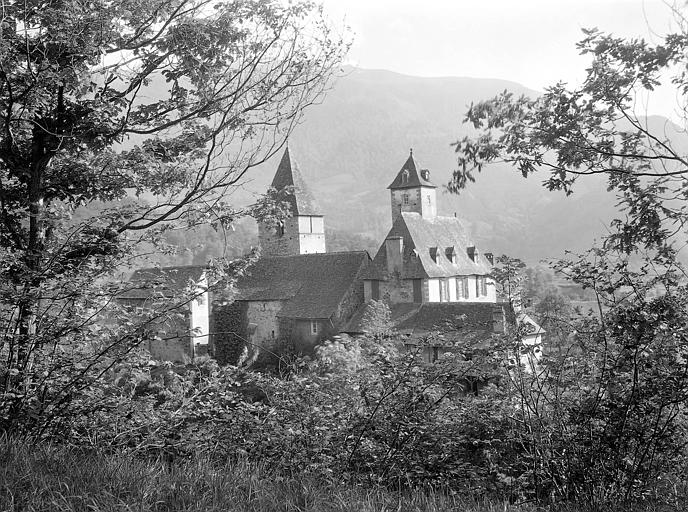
[0,0,348,432]
[451,24,688,257]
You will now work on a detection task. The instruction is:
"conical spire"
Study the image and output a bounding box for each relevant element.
[271,147,321,216]
[387,149,436,190]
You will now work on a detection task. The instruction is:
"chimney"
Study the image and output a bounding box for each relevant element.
[484,252,494,265]
[385,236,404,273]
[467,246,476,262]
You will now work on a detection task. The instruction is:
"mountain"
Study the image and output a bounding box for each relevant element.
[242,68,619,264]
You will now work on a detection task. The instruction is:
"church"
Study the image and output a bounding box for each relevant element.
[125,147,542,364]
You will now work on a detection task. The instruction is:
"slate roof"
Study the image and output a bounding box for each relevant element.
[120,265,207,300]
[361,212,493,279]
[387,152,437,190]
[271,147,321,216]
[233,251,370,319]
[344,302,514,344]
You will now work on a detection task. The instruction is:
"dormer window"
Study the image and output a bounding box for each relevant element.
[445,247,456,264]
[401,169,409,184]
[467,246,476,262]
[429,247,438,263]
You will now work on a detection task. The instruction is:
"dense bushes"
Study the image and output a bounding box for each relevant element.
[4,296,688,508]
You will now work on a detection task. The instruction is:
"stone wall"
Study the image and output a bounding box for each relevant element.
[379,274,415,304]
[390,187,436,222]
[258,217,301,256]
[246,301,282,347]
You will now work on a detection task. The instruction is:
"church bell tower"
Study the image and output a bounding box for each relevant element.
[258,147,326,256]
[387,150,437,223]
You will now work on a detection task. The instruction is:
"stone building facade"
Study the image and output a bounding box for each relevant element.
[119,266,210,361]
[213,148,370,364]
[347,151,543,364]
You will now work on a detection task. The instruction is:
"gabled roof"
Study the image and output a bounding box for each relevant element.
[271,147,321,216]
[361,212,493,279]
[233,251,370,319]
[343,302,514,344]
[387,152,437,190]
[120,265,207,300]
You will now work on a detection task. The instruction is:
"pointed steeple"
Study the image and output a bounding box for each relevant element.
[271,147,321,216]
[387,149,436,190]
[259,147,326,256]
[388,149,437,223]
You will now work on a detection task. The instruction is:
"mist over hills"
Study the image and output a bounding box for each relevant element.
[243,67,619,264]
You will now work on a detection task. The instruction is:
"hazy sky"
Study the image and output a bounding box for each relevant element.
[320,0,679,118]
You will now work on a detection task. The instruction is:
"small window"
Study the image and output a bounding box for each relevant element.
[310,320,318,335]
[458,277,469,299]
[271,330,275,339]
[402,193,409,205]
[426,195,431,205]
[432,347,439,362]
[401,169,409,183]
[276,223,284,236]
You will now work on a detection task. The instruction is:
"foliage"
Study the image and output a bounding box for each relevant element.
[489,255,526,307]
[0,0,349,435]
[359,299,392,338]
[449,12,688,505]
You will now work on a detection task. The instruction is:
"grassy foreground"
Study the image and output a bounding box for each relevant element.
[0,439,678,512]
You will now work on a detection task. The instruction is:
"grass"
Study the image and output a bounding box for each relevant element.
[0,439,530,512]
[0,439,682,512]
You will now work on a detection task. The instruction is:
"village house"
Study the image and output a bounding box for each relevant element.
[211,148,370,365]
[119,265,210,361]
[346,150,543,364]
[123,147,542,365]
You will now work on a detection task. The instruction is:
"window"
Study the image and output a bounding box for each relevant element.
[475,276,487,297]
[276,222,284,236]
[402,193,409,205]
[426,195,431,205]
[440,279,448,302]
[271,330,275,339]
[458,277,469,299]
[310,320,318,335]
[401,169,409,183]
